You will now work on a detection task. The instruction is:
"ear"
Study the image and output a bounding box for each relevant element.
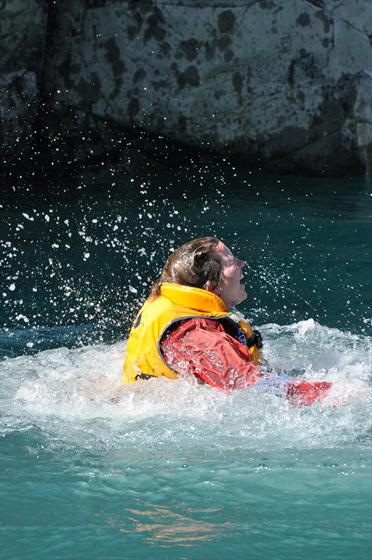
[204,280,219,294]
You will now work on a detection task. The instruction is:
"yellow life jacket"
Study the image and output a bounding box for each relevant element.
[122,282,261,384]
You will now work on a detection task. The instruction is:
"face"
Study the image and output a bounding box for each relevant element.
[212,242,247,308]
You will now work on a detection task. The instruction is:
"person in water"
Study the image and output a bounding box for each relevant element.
[123,236,331,405]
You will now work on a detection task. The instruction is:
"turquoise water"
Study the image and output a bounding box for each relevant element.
[1,168,371,559]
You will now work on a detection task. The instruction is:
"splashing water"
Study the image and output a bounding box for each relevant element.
[1,170,371,559]
[1,320,370,453]
[1,321,371,559]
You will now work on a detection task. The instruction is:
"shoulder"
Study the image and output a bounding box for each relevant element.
[161,317,225,345]
[171,317,225,334]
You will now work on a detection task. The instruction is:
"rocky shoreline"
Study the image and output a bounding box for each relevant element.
[1,0,371,178]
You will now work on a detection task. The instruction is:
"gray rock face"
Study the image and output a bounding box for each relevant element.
[0,70,39,165]
[0,0,48,168]
[1,0,372,176]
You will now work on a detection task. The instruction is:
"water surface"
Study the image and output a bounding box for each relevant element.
[1,167,371,559]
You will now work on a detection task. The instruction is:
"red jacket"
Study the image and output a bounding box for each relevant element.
[161,318,331,405]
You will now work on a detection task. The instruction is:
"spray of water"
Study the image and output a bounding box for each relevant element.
[1,320,370,459]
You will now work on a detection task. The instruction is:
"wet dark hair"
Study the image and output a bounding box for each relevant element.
[150,236,222,297]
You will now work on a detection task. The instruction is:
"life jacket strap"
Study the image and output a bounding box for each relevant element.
[135,373,154,381]
[246,329,263,349]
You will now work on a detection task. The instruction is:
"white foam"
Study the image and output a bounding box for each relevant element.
[1,320,371,453]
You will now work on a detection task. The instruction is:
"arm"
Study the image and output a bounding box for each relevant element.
[161,318,261,392]
[161,318,332,404]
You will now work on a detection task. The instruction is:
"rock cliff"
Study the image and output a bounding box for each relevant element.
[1,0,371,177]
[0,0,48,171]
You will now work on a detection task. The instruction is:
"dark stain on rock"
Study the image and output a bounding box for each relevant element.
[288,60,295,88]
[205,42,216,61]
[134,11,143,27]
[224,49,234,63]
[306,0,325,9]
[217,35,231,51]
[133,69,146,83]
[178,115,187,133]
[312,114,322,126]
[296,91,305,104]
[86,0,105,7]
[258,0,276,9]
[337,73,360,115]
[159,42,171,56]
[77,77,100,104]
[315,10,331,33]
[302,50,319,80]
[127,25,137,40]
[180,39,201,61]
[151,79,168,91]
[322,38,329,48]
[58,53,76,91]
[232,72,243,95]
[288,50,320,87]
[132,0,151,13]
[297,13,311,27]
[127,97,140,117]
[105,38,125,77]
[144,11,166,43]
[126,6,143,38]
[177,65,200,88]
[218,10,235,34]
